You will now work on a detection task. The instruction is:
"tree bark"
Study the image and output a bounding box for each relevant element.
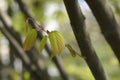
[85,0,120,63]
[63,0,109,80]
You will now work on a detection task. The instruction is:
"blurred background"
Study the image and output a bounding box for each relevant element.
[0,0,120,80]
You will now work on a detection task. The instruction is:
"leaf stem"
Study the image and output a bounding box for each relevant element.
[25,17,50,34]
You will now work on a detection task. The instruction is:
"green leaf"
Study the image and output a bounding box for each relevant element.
[65,44,77,57]
[50,51,56,60]
[48,31,65,59]
[23,29,37,51]
[39,36,47,53]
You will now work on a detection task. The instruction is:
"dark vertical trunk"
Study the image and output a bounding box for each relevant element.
[63,0,109,80]
[85,0,120,63]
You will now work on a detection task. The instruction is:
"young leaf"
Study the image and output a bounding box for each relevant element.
[50,51,56,60]
[48,31,65,58]
[23,29,37,51]
[39,36,47,53]
[65,44,77,57]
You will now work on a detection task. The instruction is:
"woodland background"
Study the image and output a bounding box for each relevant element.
[0,0,120,80]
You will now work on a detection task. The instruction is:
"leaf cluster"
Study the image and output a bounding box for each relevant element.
[23,19,79,59]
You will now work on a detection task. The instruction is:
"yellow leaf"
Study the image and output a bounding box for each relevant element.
[23,29,37,51]
[50,51,56,60]
[65,44,77,57]
[39,36,47,53]
[49,31,65,58]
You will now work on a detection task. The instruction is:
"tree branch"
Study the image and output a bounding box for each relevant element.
[85,0,120,63]
[0,12,50,80]
[14,0,70,80]
[0,23,42,80]
[63,0,109,80]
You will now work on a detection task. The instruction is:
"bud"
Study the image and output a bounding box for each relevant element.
[65,44,77,57]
